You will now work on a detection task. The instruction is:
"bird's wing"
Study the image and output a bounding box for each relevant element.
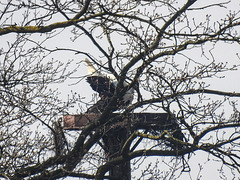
[86,76,115,97]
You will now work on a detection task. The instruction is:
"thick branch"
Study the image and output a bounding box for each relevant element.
[0,13,105,36]
[73,0,92,19]
[119,0,198,80]
[0,20,77,35]
[95,147,197,179]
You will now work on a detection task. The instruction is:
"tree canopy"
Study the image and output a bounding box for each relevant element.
[0,0,240,179]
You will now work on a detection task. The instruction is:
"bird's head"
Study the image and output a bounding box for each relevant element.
[85,58,100,76]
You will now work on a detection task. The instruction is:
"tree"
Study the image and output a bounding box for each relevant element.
[0,0,240,179]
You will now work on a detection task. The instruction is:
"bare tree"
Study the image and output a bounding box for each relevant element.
[0,0,240,179]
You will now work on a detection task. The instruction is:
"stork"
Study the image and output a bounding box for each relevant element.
[85,58,134,113]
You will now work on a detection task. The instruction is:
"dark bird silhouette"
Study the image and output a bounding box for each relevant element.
[85,58,134,113]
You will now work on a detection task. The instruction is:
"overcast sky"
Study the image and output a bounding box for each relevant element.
[1,1,240,179]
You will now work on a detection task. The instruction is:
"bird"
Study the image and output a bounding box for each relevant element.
[85,58,134,113]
